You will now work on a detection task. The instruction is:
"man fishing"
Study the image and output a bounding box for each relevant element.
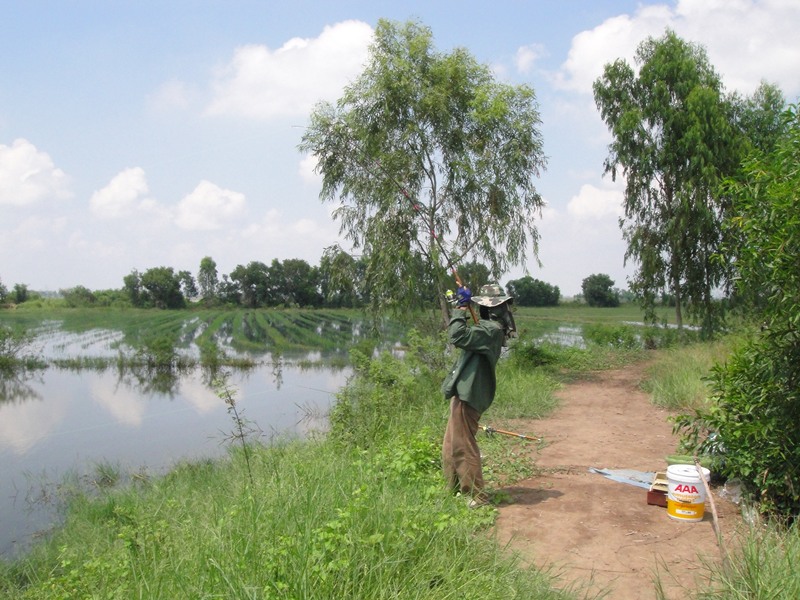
[441,283,516,507]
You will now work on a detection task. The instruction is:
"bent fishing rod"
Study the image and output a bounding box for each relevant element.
[300,122,481,323]
[355,149,480,323]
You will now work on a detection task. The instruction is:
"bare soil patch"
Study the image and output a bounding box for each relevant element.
[493,361,743,600]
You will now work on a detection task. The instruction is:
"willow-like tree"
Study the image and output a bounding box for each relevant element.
[593,30,741,336]
[299,19,546,326]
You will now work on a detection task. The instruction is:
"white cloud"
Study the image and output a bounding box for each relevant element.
[0,138,71,206]
[515,43,546,74]
[554,0,800,96]
[1,215,67,253]
[298,153,321,184]
[90,167,151,219]
[567,181,624,220]
[241,207,340,259]
[175,180,246,231]
[205,20,373,119]
[675,0,800,96]
[553,7,671,93]
[147,79,192,111]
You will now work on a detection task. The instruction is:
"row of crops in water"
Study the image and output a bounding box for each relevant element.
[1,308,400,369]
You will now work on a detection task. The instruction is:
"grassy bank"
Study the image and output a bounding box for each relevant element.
[4,309,800,598]
[0,326,570,599]
[0,441,565,599]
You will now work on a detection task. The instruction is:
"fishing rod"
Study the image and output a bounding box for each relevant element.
[300,122,480,323]
[480,424,541,442]
[363,153,480,324]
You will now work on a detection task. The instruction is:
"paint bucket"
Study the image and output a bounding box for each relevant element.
[666,464,710,522]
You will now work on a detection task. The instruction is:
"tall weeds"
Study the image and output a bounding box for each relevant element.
[643,338,733,411]
[213,371,258,488]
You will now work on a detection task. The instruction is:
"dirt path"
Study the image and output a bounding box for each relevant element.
[493,361,743,600]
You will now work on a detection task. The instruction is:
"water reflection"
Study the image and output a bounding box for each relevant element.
[0,370,42,406]
[0,356,350,557]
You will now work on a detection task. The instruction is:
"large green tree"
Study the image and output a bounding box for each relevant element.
[677,104,800,517]
[507,275,560,307]
[455,260,491,294]
[141,267,185,309]
[125,267,185,309]
[299,19,546,326]
[593,30,741,335]
[581,273,619,308]
[270,258,321,307]
[230,261,269,308]
[318,245,365,308]
[197,256,219,303]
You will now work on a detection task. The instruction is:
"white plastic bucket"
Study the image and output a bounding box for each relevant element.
[666,464,710,522]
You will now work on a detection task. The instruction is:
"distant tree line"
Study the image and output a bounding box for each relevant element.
[0,280,31,305]
[4,258,630,312]
[118,251,368,310]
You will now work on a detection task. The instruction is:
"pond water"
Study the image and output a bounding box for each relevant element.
[0,313,620,558]
[0,356,349,558]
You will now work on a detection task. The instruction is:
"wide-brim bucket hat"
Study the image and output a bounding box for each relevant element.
[472,283,513,307]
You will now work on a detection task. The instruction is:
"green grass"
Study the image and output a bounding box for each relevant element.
[513,302,676,326]
[6,306,798,599]
[0,441,563,599]
[642,337,735,411]
[695,520,800,599]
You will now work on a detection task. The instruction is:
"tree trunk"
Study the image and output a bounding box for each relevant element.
[439,292,451,330]
[673,277,683,330]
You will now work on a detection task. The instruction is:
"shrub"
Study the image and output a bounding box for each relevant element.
[675,334,800,516]
[676,105,800,519]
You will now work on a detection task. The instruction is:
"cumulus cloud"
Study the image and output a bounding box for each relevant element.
[298,153,321,184]
[515,43,547,74]
[554,0,800,96]
[241,207,340,257]
[0,138,71,206]
[206,20,373,119]
[90,167,152,219]
[567,182,624,220]
[175,180,246,231]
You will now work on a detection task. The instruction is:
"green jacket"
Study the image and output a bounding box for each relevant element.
[441,310,505,414]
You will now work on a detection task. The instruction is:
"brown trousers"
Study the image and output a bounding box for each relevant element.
[442,396,485,499]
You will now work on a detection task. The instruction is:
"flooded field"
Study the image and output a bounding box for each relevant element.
[0,306,661,557]
[0,310,380,556]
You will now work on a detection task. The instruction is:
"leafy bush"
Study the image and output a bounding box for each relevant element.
[677,105,800,518]
[675,334,800,516]
[583,323,639,349]
[581,273,620,307]
[0,324,42,372]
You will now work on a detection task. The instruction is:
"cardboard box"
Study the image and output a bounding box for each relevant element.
[647,471,669,507]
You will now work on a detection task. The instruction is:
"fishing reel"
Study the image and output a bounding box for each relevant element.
[445,286,471,307]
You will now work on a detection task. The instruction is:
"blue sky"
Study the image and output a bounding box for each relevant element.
[2,1,798,297]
